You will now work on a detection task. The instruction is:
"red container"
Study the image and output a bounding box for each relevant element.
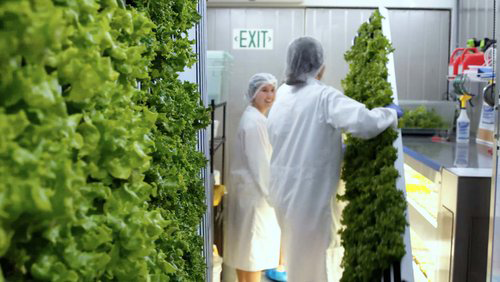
[449,48,465,76]
[458,49,484,73]
[449,48,481,76]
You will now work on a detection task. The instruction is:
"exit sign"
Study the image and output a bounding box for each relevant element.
[233,29,273,50]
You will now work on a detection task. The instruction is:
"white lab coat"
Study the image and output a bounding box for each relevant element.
[224,105,281,271]
[267,78,397,282]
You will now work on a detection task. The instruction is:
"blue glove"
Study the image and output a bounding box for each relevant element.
[386,103,404,118]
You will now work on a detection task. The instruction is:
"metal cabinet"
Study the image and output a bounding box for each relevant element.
[439,169,491,282]
[403,137,492,281]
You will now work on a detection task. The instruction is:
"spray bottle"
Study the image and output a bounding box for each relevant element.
[456,94,472,143]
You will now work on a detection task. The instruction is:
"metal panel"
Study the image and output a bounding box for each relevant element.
[458,0,494,45]
[304,8,373,90]
[440,169,492,282]
[389,9,451,101]
[304,8,450,101]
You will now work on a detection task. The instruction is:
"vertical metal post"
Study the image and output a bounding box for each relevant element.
[189,0,211,278]
[211,99,215,174]
[383,268,391,282]
[487,1,499,281]
[393,261,402,282]
[222,103,227,184]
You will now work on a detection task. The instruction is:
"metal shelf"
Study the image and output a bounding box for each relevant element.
[412,261,429,282]
[468,76,494,82]
[210,100,226,177]
[213,102,227,109]
[447,74,495,83]
[407,196,438,229]
[210,99,227,257]
[211,137,225,154]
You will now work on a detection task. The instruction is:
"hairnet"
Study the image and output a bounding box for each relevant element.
[285,37,324,85]
[246,73,278,101]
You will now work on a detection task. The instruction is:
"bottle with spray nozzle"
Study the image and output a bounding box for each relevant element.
[456,94,471,143]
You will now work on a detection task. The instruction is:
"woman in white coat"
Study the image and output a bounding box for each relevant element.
[266,37,402,282]
[224,73,282,282]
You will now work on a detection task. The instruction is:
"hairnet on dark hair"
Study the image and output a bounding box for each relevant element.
[246,73,278,102]
[285,37,324,85]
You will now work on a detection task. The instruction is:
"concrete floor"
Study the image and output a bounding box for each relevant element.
[219,264,274,282]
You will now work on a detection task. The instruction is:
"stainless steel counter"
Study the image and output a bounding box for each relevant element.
[403,136,493,177]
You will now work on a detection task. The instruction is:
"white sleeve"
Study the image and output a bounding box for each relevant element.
[322,89,398,139]
[242,122,272,197]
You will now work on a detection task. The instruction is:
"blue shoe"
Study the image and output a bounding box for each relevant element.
[265,269,287,282]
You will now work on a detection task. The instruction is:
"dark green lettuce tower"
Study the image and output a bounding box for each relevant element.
[338,10,408,281]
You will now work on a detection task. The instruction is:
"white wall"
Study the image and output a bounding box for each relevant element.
[458,0,494,45]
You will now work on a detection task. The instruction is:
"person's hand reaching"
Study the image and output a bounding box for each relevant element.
[385,103,404,118]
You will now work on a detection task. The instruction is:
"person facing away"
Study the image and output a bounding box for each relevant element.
[266,37,402,282]
[224,73,283,282]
